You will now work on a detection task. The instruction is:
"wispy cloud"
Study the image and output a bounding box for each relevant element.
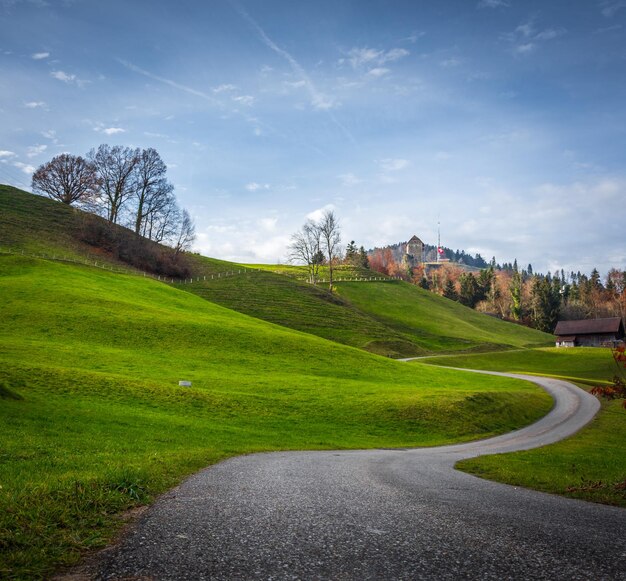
[343,47,410,69]
[102,127,126,135]
[600,1,626,17]
[31,51,49,60]
[245,182,270,192]
[24,100,46,108]
[232,95,254,106]
[233,3,334,111]
[378,158,410,171]
[213,83,237,93]
[367,67,390,78]
[338,172,361,187]
[51,70,75,83]
[26,144,47,157]
[0,150,16,157]
[503,21,566,55]
[477,0,510,8]
[13,161,36,175]
[50,70,88,87]
[118,59,220,105]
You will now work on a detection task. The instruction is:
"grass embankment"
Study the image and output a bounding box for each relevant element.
[0,256,553,578]
[421,349,626,507]
[335,281,553,353]
[180,259,552,357]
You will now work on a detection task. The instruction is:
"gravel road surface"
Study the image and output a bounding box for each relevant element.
[94,373,626,580]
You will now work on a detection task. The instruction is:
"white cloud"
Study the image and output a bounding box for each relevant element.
[600,1,626,17]
[245,182,270,192]
[0,150,16,157]
[234,5,335,112]
[26,144,47,157]
[50,70,76,83]
[232,95,255,106]
[306,204,336,223]
[24,100,46,108]
[101,127,126,135]
[31,51,49,59]
[344,47,410,69]
[377,158,410,171]
[477,0,510,7]
[258,217,278,231]
[504,22,566,56]
[367,67,390,78]
[13,161,36,175]
[41,130,57,140]
[338,173,361,187]
[213,83,236,93]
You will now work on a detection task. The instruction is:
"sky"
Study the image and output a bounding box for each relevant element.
[1,0,625,276]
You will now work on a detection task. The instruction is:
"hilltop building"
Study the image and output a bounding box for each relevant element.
[403,235,424,268]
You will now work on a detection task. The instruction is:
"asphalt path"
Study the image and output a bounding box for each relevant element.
[94,372,626,580]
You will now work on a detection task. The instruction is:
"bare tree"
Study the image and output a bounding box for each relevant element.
[173,208,196,256]
[88,144,140,224]
[31,154,100,205]
[318,210,341,290]
[289,220,324,284]
[133,148,171,236]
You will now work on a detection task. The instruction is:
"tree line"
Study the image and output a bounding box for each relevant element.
[31,145,195,257]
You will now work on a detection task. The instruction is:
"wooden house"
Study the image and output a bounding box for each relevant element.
[554,317,625,348]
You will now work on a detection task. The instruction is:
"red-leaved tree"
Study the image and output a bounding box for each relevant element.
[591,343,626,409]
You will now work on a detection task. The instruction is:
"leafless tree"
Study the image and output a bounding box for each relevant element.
[288,220,324,284]
[88,144,140,224]
[143,191,179,243]
[173,208,196,256]
[133,148,172,236]
[318,209,341,290]
[31,154,100,205]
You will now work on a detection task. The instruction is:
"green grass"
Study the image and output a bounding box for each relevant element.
[335,281,553,352]
[0,255,553,578]
[178,259,552,357]
[422,349,626,507]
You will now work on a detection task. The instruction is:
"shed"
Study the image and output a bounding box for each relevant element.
[554,317,625,348]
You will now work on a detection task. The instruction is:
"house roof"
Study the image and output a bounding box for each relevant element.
[554,317,624,337]
[407,235,423,244]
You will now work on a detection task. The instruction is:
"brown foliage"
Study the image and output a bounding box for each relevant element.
[78,213,191,278]
[591,345,626,409]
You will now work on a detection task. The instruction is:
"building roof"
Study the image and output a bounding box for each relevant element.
[407,235,423,244]
[554,317,624,337]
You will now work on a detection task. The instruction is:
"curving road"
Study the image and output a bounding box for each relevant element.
[94,373,626,580]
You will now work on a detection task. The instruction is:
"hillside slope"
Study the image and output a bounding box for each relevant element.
[0,185,552,357]
[0,254,553,577]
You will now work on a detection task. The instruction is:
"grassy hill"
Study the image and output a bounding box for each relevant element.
[177,262,552,356]
[0,254,553,577]
[0,186,558,577]
[1,185,552,358]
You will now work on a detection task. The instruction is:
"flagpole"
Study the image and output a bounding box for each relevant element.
[437,219,440,263]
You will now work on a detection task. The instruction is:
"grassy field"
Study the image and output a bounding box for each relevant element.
[178,261,552,357]
[0,255,554,578]
[335,280,553,352]
[420,349,626,506]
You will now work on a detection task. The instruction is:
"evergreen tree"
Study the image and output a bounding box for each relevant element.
[530,276,560,333]
[443,279,458,301]
[459,273,480,307]
[358,246,369,269]
[510,269,523,321]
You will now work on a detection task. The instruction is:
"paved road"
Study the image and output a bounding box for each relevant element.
[94,373,626,580]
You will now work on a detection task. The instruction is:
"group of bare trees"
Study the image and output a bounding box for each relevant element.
[289,210,341,289]
[31,145,194,254]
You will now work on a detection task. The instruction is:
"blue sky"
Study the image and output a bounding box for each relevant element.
[1,0,625,274]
